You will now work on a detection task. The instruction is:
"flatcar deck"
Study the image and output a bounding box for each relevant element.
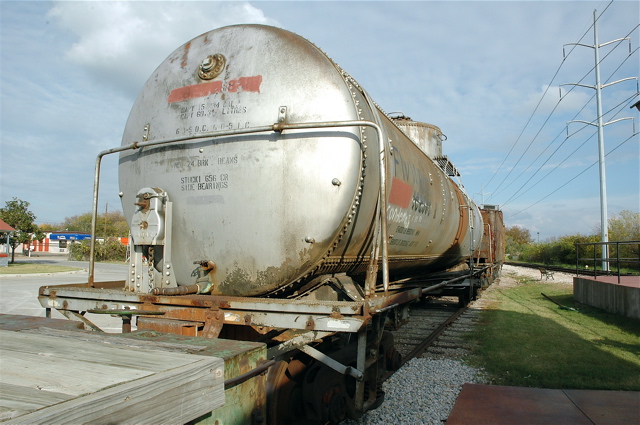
[0,314,266,424]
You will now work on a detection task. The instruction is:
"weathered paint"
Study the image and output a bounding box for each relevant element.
[167,76,263,103]
[119,24,484,297]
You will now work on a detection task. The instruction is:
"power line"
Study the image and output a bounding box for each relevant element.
[482,5,603,190]
[491,21,639,205]
[501,93,639,207]
[491,20,636,201]
[506,131,638,219]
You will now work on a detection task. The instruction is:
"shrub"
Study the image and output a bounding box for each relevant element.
[520,234,599,266]
[69,239,127,262]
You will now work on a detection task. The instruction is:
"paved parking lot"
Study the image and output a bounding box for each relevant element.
[0,256,129,332]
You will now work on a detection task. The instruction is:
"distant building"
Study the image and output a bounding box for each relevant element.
[0,218,16,266]
[21,233,129,255]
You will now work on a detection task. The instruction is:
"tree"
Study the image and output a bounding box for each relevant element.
[63,210,129,238]
[0,198,44,263]
[607,210,639,267]
[505,225,533,259]
[39,222,62,233]
[593,210,639,267]
[607,210,639,242]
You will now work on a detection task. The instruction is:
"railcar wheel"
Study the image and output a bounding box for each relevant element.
[266,358,308,423]
[266,354,356,424]
[301,361,352,424]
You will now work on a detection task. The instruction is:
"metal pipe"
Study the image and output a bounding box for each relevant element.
[88,120,388,291]
[420,275,468,295]
[224,360,276,390]
[151,284,200,295]
[300,345,364,381]
[420,267,489,296]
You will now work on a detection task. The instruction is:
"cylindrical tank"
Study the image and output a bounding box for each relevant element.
[392,116,445,158]
[119,24,482,296]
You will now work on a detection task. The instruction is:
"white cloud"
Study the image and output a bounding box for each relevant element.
[518,84,595,117]
[2,0,637,232]
[48,1,279,96]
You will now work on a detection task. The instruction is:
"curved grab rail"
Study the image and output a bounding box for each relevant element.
[88,120,391,293]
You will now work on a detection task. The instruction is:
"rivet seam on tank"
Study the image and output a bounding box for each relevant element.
[198,54,226,80]
[289,74,368,289]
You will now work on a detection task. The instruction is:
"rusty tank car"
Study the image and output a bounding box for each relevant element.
[39,24,503,424]
[118,24,483,298]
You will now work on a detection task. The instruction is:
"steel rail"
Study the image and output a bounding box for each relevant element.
[401,306,467,367]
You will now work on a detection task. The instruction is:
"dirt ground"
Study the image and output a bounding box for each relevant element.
[470,264,576,309]
[501,264,575,286]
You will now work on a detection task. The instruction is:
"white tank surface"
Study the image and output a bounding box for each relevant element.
[119,24,483,297]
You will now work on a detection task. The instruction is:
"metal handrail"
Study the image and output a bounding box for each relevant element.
[575,240,640,283]
[88,120,390,292]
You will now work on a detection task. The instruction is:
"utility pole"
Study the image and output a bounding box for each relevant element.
[104,201,108,239]
[476,184,492,208]
[562,9,637,272]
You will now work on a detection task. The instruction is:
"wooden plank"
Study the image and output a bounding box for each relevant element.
[0,329,225,423]
[1,330,201,372]
[23,327,209,353]
[3,357,224,425]
[0,383,72,421]
[0,349,155,396]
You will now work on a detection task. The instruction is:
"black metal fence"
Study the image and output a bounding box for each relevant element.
[575,241,640,283]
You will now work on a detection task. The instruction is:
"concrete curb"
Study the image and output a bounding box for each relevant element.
[0,269,87,278]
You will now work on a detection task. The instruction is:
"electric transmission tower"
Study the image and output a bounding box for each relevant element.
[561,9,637,272]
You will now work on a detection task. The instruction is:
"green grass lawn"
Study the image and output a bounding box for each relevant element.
[466,276,640,391]
[0,262,82,274]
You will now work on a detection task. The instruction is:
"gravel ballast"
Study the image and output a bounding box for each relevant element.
[344,358,485,425]
[343,265,574,424]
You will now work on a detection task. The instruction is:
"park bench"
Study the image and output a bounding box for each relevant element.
[539,267,555,280]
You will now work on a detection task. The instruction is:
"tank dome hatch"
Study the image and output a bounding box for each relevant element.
[390,114,459,177]
[390,114,444,158]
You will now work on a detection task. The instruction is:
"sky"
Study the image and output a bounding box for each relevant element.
[1,0,638,241]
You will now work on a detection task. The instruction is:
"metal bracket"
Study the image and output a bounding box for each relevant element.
[142,124,150,142]
[267,330,333,360]
[201,310,224,338]
[277,106,287,124]
[127,189,178,293]
[59,310,104,333]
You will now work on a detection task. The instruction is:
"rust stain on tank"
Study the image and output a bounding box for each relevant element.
[181,42,191,69]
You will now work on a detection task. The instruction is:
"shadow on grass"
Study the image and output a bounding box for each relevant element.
[553,293,640,336]
[468,308,640,391]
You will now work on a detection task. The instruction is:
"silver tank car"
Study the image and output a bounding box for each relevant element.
[119,24,483,297]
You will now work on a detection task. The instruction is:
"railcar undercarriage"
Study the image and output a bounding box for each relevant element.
[39,266,493,424]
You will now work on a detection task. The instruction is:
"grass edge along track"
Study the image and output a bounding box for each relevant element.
[465,274,640,391]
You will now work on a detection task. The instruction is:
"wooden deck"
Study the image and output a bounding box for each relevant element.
[0,324,225,424]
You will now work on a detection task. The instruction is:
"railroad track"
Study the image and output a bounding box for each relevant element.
[390,297,473,372]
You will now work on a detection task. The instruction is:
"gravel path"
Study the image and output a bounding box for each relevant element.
[501,264,575,285]
[343,265,575,424]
